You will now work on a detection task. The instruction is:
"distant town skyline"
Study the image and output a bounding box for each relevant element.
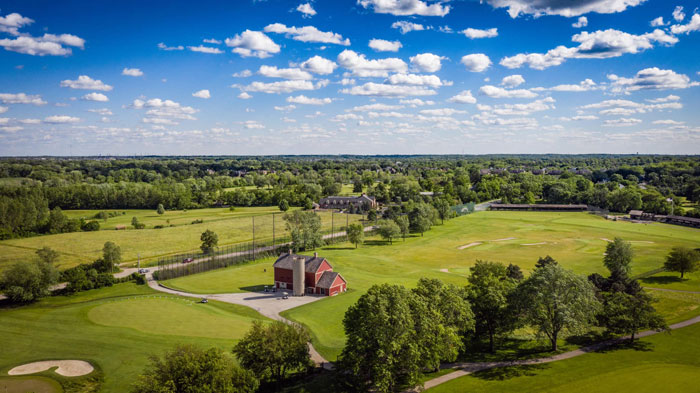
[1,0,699,155]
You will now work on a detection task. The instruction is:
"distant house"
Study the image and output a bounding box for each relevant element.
[319,194,377,211]
[273,251,347,296]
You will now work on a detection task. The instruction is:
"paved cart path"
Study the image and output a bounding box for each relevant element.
[410,315,700,392]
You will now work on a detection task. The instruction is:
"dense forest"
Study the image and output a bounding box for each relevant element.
[1,155,699,239]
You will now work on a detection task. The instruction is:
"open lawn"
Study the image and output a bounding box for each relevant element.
[0,283,270,392]
[167,211,700,360]
[426,321,700,393]
[0,207,364,271]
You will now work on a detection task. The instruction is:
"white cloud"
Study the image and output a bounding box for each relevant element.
[349,103,404,112]
[242,80,322,94]
[203,38,222,44]
[410,53,443,72]
[572,16,588,28]
[286,95,332,105]
[486,0,645,18]
[480,85,537,98]
[650,16,667,27]
[420,108,465,116]
[274,104,296,111]
[653,119,684,125]
[646,94,680,103]
[243,120,265,129]
[264,23,350,45]
[188,45,223,54]
[369,39,402,52]
[0,106,7,113]
[358,0,450,16]
[60,75,113,91]
[82,92,109,102]
[88,108,113,116]
[478,97,555,115]
[340,78,356,85]
[0,126,23,133]
[192,89,211,99]
[608,67,699,93]
[18,118,41,124]
[391,21,426,34]
[238,92,252,99]
[122,67,143,77]
[461,27,498,39]
[400,98,434,106]
[341,82,437,96]
[0,34,84,56]
[258,65,313,80]
[448,90,477,104]
[532,78,597,92]
[337,49,407,77]
[0,93,46,105]
[44,115,80,124]
[461,54,492,72]
[131,98,198,124]
[604,118,642,127]
[388,73,449,88]
[225,30,280,58]
[0,12,34,35]
[233,70,253,77]
[500,28,678,70]
[673,6,685,22]
[671,13,700,35]
[501,75,525,88]
[157,42,184,51]
[301,55,337,75]
[297,3,317,17]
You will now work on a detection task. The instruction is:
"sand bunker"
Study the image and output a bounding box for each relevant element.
[600,238,613,242]
[458,242,482,250]
[8,360,94,377]
[492,237,516,242]
[630,240,655,244]
[521,242,547,246]
[439,268,449,273]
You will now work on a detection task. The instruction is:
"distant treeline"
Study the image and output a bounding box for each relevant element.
[1,156,699,239]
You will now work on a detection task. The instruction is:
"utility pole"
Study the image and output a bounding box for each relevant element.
[252,215,256,260]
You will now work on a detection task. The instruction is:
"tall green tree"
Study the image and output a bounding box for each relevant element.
[433,199,452,224]
[346,223,364,248]
[518,264,600,351]
[284,210,324,251]
[278,199,289,212]
[337,284,422,392]
[604,238,634,277]
[467,261,519,353]
[394,215,409,241]
[233,321,312,382]
[0,259,58,303]
[36,246,60,265]
[200,230,219,254]
[156,203,165,215]
[599,291,667,341]
[535,255,558,269]
[132,344,258,393]
[376,219,401,244]
[408,203,434,236]
[664,247,700,279]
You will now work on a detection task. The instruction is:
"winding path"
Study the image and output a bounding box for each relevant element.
[144,276,331,368]
[410,314,700,392]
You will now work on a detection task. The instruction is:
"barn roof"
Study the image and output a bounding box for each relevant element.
[273,252,330,273]
[316,271,346,288]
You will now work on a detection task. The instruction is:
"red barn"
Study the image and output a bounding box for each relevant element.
[273,251,347,296]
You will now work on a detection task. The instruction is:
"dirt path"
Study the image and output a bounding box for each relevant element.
[411,315,700,392]
[146,278,331,368]
[458,242,481,250]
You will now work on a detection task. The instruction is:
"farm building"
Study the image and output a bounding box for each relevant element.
[319,194,377,211]
[273,251,347,296]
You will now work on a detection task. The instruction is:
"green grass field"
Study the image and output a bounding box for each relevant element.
[0,283,270,392]
[426,321,700,393]
[165,211,700,360]
[0,207,364,271]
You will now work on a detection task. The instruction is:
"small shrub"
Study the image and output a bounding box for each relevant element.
[191,219,204,224]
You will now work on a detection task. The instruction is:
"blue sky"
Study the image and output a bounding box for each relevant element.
[1,0,699,155]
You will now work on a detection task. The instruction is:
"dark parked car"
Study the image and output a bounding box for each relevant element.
[182,258,194,264]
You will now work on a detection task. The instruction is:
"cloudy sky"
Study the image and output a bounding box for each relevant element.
[1,0,699,155]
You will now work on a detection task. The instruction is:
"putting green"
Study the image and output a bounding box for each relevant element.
[88,297,264,339]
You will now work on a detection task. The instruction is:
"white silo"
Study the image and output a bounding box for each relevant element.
[293,256,305,296]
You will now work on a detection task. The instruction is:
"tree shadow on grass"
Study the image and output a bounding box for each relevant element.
[640,276,685,286]
[594,339,654,353]
[321,246,356,251]
[472,363,549,381]
[363,240,391,246]
[239,284,269,292]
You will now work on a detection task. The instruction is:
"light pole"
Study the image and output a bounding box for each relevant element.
[667,198,674,216]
